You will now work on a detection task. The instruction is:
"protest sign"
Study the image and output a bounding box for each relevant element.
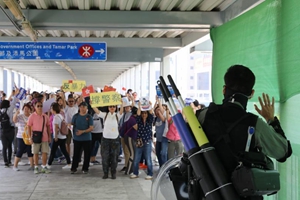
[90,92,122,107]
[139,97,151,111]
[156,85,174,97]
[62,80,86,92]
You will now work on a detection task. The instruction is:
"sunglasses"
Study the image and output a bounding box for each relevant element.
[36,105,43,108]
[109,106,116,108]
[68,100,74,103]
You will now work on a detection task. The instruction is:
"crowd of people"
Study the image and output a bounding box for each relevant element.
[0,87,203,180]
[0,65,293,200]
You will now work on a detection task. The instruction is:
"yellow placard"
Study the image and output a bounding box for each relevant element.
[62,80,86,92]
[90,92,122,107]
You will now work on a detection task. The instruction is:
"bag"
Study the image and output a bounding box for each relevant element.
[21,115,30,145]
[232,164,280,196]
[0,109,11,130]
[22,125,31,145]
[136,138,143,147]
[58,115,69,135]
[32,131,43,143]
[32,116,45,143]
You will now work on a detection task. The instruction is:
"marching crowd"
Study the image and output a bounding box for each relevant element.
[0,87,205,180]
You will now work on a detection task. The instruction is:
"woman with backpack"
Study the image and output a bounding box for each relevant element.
[93,103,124,179]
[47,102,71,169]
[0,91,18,168]
[12,103,34,171]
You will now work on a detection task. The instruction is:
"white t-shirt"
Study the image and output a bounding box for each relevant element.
[98,112,122,139]
[64,105,78,124]
[53,114,67,139]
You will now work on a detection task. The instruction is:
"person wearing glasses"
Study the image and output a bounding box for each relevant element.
[64,94,82,155]
[27,101,51,174]
[93,103,123,179]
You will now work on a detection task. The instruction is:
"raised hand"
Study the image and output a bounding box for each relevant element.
[254,93,275,122]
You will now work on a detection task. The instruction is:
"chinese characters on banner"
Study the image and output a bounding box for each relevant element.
[90,92,122,107]
[82,85,95,97]
[62,80,86,92]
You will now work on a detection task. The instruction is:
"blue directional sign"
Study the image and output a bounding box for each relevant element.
[0,42,107,61]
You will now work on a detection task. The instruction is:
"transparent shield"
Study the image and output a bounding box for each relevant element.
[151,156,188,200]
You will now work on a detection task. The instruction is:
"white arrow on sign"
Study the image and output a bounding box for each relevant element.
[95,48,105,54]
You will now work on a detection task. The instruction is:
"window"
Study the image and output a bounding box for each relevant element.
[197,72,209,90]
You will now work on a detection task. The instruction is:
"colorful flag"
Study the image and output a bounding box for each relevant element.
[103,85,116,92]
[82,85,95,97]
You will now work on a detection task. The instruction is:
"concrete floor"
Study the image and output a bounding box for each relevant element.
[0,154,156,200]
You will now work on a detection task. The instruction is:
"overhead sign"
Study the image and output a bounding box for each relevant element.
[0,42,107,61]
[90,92,122,108]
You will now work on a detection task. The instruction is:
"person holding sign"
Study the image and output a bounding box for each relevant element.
[93,103,124,180]
[130,101,154,180]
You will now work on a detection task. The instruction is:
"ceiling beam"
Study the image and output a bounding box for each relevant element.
[0,36,181,49]
[221,0,265,23]
[0,9,222,30]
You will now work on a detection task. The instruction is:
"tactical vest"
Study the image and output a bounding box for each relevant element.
[200,102,258,176]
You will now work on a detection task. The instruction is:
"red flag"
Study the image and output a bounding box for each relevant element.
[103,85,116,92]
[82,85,94,97]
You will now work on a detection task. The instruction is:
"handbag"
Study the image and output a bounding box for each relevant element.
[136,138,143,148]
[21,115,31,145]
[32,116,45,144]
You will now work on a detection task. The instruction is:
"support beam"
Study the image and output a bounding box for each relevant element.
[0,9,222,30]
[221,0,265,23]
[0,36,182,48]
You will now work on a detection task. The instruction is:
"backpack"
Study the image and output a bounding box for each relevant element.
[0,109,11,130]
[58,115,69,135]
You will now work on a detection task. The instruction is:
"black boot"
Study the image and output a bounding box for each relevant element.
[102,174,108,179]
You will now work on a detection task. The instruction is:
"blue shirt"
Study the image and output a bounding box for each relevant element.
[72,113,93,141]
[136,114,154,144]
[155,117,166,142]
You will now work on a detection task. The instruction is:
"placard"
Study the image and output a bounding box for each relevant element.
[90,92,122,107]
[62,80,86,92]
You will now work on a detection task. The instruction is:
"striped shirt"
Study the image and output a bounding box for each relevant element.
[16,114,30,138]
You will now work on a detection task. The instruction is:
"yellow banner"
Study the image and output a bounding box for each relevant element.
[62,80,86,92]
[90,92,122,107]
